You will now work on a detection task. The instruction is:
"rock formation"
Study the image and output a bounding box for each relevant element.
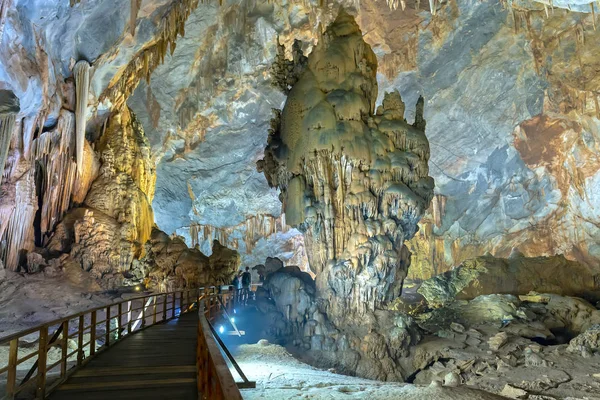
[406,291,600,398]
[418,253,600,307]
[0,90,19,186]
[129,228,240,291]
[46,106,154,287]
[257,9,433,380]
[73,60,90,175]
[259,9,434,318]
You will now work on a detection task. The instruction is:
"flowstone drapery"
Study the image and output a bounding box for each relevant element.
[259,9,434,320]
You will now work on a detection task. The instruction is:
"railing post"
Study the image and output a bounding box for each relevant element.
[163,294,168,321]
[141,299,147,328]
[127,301,132,334]
[207,295,211,320]
[179,291,184,315]
[152,295,157,325]
[61,320,69,377]
[77,315,84,366]
[6,338,18,399]
[117,303,123,339]
[90,311,97,357]
[172,292,176,318]
[36,326,48,399]
[105,306,110,347]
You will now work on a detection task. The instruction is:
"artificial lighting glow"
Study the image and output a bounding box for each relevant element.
[134,285,141,291]
[219,325,225,334]
[233,309,237,314]
[230,317,235,323]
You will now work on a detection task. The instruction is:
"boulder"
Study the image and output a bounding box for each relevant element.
[567,324,600,354]
[264,257,284,275]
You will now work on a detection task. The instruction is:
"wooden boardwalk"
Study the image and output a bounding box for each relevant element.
[48,312,198,400]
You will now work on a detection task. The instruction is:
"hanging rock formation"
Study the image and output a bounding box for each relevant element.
[259,9,434,318]
[257,9,433,381]
[73,60,90,175]
[0,90,19,186]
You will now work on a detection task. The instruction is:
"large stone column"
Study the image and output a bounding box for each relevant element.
[259,9,434,322]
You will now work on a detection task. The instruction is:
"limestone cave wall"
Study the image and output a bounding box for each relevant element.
[1,0,599,281]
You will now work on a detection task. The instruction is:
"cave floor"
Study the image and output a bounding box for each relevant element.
[232,341,507,400]
[48,312,198,400]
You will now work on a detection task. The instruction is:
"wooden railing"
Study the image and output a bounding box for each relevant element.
[197,291,243,400]
[0,286,250,400]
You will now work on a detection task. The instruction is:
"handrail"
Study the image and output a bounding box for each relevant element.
[197,295,243,400]
[0,287,207,400]
[0,288,217,344]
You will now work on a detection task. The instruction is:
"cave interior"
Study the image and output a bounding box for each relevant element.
[1,0,600,399]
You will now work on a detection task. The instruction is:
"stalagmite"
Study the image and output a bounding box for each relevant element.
[48,107,155,288]
[0,90,19,186]
[74,60,90,175]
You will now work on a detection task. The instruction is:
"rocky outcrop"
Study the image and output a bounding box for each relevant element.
[46,106,155,287]
[129,227,240,291]
[418,253,600,307]
[567,324,600,356]
[409,292,600,398]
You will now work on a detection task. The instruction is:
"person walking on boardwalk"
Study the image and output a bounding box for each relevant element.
[231,272,241,305]
[241,267,252,305]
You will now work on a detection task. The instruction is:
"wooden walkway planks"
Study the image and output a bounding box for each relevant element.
[49,312,198,400]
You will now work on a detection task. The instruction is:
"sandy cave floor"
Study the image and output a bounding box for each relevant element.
[232,341,508,400]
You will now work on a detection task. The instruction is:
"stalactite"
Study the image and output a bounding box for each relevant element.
[30,110,79,243]
[0,90,19,186]
[189,214,288,253]
[431,194,446,228]
[130,0,142,36]
[99,0,201,110]
[74,60,90,175]
[0,0,12,45]
[429,0,436,15]
[1,169,36,271]
[0,114,15,186]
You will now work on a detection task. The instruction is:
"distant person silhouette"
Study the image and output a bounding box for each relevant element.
[241,267,252,305]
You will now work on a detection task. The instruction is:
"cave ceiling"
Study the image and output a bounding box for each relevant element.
[1,0,599,274]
